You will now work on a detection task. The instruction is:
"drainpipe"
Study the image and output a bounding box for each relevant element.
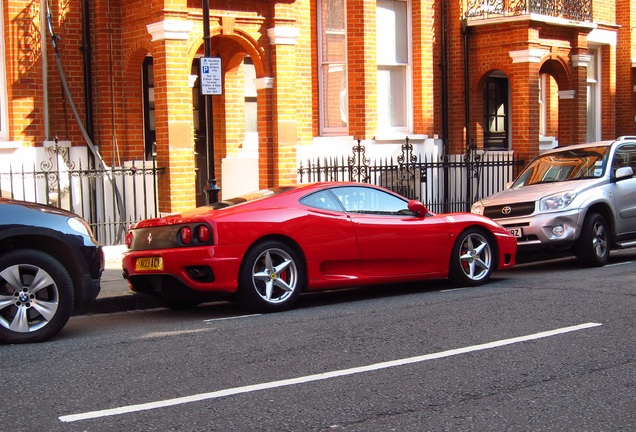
[441,0,449,212]
[81,0,95,165]
[462,20,470,150]
[40,0,49,140]
[462,19,472,211]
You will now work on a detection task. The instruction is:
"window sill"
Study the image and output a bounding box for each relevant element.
[374,134,428,144]
[0,141,21,149]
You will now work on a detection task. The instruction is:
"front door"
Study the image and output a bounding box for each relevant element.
[484,76,509,149]
[142,57,156,160]
[612,143,636,238]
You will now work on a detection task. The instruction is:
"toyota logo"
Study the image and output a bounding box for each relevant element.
[501,206,512,215]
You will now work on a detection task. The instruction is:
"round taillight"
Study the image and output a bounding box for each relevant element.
[180,226,192,244]
[125,231,133,248]
[197,225,210,243]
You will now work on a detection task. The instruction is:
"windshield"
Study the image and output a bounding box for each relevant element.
[205,186,295,209]
[512,145,610,188]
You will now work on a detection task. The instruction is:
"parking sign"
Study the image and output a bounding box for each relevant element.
[200,57,222,95]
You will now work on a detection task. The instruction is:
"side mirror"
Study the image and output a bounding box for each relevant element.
[615,166,634,181]
[407,200,428,216]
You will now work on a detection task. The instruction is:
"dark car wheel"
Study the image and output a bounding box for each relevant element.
[0,249,74,344]
[574,212,609,267]
[448,229,494,287]
[238,240,305,312]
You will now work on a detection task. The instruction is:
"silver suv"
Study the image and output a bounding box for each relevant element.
[471,137,636,267]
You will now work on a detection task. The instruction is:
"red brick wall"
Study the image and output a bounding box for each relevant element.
[2,0,631,214]
[616,0,636,136]
[346,0,377,138]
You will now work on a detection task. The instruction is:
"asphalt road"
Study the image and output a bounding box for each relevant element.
[3,250,636,431]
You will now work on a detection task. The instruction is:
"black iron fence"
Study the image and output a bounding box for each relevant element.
[297,137,525,213]
[1,152,164,246]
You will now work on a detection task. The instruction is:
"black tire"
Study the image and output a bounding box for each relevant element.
[448,228,495,287]
[574,212,609,267]
[238,240,305,312]
[0,249,74,344]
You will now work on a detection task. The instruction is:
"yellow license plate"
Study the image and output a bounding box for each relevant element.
[135,257,164,271]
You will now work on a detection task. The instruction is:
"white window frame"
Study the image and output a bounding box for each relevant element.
[0,4,9,141]
[376,0,412,136]
[318,0,349,136]
[539,73,547,137]
[586,48,601,142]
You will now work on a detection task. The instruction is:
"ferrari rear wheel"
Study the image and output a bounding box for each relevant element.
[448,229,494,287]
[238,240,305,312]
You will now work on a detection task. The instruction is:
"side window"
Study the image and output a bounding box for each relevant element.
[613,144,636,177]
[300,190,342,211]
[331,186,408,214]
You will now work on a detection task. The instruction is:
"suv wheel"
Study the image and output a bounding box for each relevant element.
[0,249,75,344]
[574,212,609,267]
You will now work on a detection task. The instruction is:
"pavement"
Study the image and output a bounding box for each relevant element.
[74,245,164,315]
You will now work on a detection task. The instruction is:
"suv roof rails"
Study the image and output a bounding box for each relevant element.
[616,136,636,141]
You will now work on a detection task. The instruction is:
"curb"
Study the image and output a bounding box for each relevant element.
[74,291,163,316]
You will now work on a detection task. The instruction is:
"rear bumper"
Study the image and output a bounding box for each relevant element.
[122,245,244,294]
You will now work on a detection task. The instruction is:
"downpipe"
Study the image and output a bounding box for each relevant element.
[45,1,126,241]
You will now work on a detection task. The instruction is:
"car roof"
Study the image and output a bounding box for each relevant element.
[543,137,636,156]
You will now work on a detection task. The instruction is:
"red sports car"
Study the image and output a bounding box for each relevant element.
[122,182,517,312]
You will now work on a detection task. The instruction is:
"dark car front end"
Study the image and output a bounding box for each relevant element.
[0,199,104,305]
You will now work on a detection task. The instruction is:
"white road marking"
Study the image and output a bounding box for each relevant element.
[138,329,210,339]
[59,322,602,423]
[606,261,632,267]
[203,314,261,323]
[440,287,469,292]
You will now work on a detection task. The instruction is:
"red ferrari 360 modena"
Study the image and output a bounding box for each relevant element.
[122,182,517,312]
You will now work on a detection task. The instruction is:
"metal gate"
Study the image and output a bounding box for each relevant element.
[297,137,524,213]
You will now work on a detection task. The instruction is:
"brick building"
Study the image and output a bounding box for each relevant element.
[1,0,635,213]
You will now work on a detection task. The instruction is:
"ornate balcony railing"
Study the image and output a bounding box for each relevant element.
[465,0,592,22]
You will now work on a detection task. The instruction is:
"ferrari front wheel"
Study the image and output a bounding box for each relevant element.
[238,240,305,312]
[448,229,494,287]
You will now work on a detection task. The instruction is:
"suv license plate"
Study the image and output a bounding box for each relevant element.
[506,228,523,238]
[135,257,164,271]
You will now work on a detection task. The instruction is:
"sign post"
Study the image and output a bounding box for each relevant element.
[201,0,220,203]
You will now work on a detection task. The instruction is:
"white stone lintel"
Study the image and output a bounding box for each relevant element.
[147,20,194,42]
[254,77,274,90]
[571,54,591,68]
[267,27,300,46]
[509,48,549,64]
